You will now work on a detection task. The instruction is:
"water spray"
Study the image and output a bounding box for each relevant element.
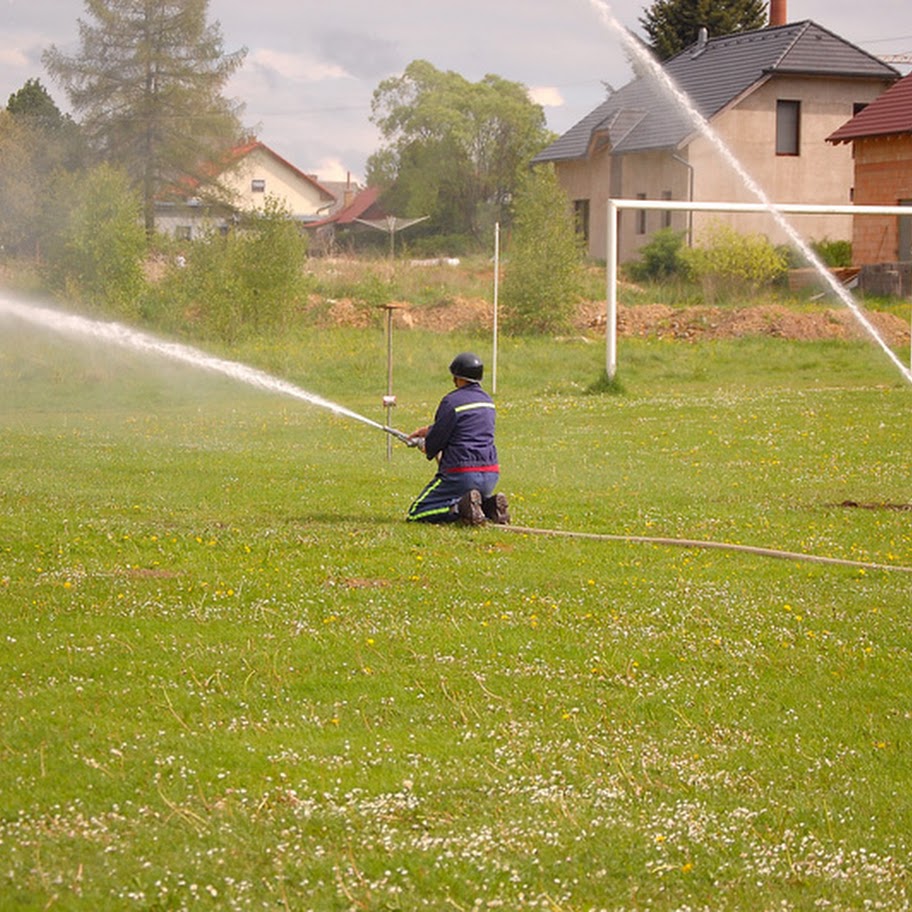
[0,296,420,446]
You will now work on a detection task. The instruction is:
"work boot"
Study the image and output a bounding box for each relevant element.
[483,493,511,525]
[457,489,486,526]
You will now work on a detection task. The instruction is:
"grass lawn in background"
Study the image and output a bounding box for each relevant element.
[1,315,911,911]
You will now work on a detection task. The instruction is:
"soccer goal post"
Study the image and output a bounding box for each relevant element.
[605,199,912,381]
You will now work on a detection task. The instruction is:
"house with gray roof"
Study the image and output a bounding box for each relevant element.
[534,14,898,263]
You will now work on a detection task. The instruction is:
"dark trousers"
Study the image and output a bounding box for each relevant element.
[406,470,499,523]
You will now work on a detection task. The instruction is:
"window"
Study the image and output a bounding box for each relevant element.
[661,190,672,229]
[776,100,800,155]
[899,200,912,262]
[573,199,590,243]
[849,104,867,159]
[251,178,266,193]
[636,193,647,235]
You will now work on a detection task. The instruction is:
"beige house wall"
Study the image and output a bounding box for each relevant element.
[559,74,893,263]
[554,152,614,260]
[220,147,333,219]
[613,151,695,261]
[685,76,887,248]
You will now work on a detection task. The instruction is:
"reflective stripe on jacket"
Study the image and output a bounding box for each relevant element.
[424,382,498,474]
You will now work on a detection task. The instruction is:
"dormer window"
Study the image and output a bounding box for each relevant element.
[251,179,266,193]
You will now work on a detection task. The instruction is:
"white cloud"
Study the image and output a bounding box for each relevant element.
[246,47,351,84]
[0,46,30,68]
[528,85,565,108]
[313,156,361,184]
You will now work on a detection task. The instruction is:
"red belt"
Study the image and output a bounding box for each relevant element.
[444,464,499,474]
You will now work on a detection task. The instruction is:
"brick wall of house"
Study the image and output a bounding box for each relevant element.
[851,135,912,264]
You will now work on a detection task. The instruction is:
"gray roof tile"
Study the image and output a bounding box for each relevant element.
[534,20,898,162]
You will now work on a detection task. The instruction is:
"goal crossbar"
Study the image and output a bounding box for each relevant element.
[605,199,912,378]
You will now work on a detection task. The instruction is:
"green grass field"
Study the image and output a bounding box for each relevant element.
[2,309,911,910]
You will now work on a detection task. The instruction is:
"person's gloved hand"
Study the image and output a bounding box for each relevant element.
[409,426,429,451]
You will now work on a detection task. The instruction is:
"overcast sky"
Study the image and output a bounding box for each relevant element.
[3,0,910,185]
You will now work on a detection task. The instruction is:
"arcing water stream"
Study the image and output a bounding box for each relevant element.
[0,294,394,435]
[588,0,912,387]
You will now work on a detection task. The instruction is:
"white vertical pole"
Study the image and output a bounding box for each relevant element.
[385,305,394,461]
[492,221,500,394]
[606,200,618,380]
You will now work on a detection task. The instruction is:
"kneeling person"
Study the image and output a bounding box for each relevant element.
[406,352,510,525]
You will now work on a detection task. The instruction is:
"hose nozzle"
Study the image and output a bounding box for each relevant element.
[381,425,421,447]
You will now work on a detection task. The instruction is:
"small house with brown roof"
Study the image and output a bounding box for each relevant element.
[304,185,388,254]
[156,140,338,240]
[827,73,912,264]
[535,10,898,263]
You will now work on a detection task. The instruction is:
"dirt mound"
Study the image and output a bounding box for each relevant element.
[396,296,492,332]
[313,294,910,349]
[311,295,493,332]
[611,302,910,348]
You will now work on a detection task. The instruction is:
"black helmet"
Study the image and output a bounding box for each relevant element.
[449,352,484,381]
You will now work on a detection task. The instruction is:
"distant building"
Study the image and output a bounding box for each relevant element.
[534,8,898,262]
[827,73,912,264]
[155,140,368,241]
[305,186,388,255]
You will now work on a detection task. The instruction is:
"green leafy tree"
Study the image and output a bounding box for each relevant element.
[502,165,585,335]
[640,0,768,61]
[0,112,42,256]
[367,60,551,241]
[1,80,87,257]
[46,163,147,316]
[43,0,246,234]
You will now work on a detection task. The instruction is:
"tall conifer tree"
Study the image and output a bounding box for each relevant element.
[640,0,768,61]
[43,0,247,233]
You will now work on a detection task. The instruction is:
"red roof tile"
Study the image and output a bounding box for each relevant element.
[166,139,336,200]
[827,73,912,143]
[306,187,383,228]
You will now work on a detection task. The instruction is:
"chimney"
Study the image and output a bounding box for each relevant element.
[769,0,787,26]
[691,26,708,58]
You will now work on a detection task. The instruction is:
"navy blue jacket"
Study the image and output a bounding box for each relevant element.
[424,382,498,474]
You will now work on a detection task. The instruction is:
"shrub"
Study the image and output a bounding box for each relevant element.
[153,197,310,341]
[45,164,147,318]
[811,238,853,268]
[501,164,585,334]
[682,222,788,303]
[234,197,311,332]
[625,227,688,281]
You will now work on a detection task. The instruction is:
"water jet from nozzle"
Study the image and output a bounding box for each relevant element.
[0,295,418,443]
